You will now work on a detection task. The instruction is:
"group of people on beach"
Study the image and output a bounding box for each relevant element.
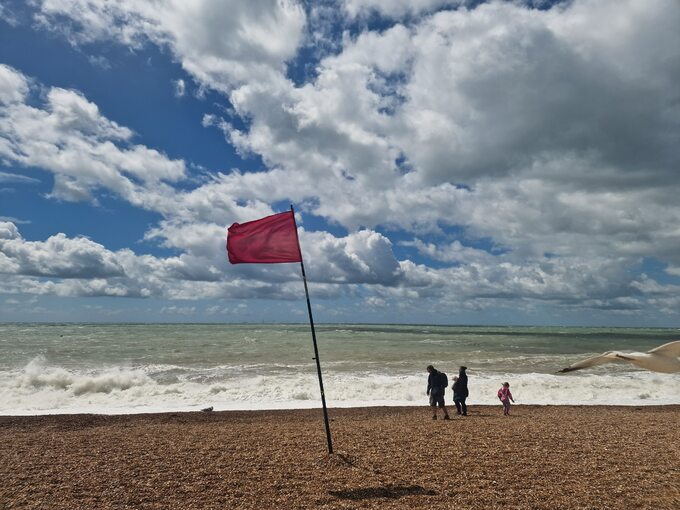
[426,365,514,419]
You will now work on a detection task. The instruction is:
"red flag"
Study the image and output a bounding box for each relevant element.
[227,211,302,264]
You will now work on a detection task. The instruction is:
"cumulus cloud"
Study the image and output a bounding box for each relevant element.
[0,222,125,278]
[27,1,680,242]
[204,0,680,287]
[3,0,680,321]
[344,0,463,19]
[378,254,655,316]
[301,229,402,284]
[0,63,30,104]
[396,1,680,186]
[0,222,409,301]
[33,0,307,91]
[2,218,676,318]
[0,65,186,204]
[402,239,500,265]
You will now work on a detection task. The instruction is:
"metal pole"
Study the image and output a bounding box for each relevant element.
[290,205,333,454]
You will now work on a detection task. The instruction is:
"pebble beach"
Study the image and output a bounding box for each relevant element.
[1,405,679,509]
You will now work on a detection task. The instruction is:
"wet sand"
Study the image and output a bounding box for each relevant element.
[1,405,679,509]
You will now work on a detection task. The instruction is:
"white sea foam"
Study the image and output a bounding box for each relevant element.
[17,356,153,395]
[1,357,678,415]
[3,323,679,414]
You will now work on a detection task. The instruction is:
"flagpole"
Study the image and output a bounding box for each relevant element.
[290,205,333,454]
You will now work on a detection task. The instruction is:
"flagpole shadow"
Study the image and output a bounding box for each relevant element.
[329,485,437,500]
[325,452,437,501]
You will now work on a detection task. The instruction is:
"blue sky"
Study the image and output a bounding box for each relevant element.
[1,0,679,325]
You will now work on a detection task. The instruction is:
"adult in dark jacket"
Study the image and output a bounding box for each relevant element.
[453,366,469,416]
[426,365,451,420]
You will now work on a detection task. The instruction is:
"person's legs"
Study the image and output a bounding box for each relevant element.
[454,398,462,415]
[460,398,467,416]
[503,400,511,415]
[437,394,450,419]
[429,394,437,419]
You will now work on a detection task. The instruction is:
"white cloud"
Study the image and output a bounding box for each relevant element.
[208,0,680,267]
[344,0,462,19]
[5,0,680,322]
[395,1,680,187]
[206,304,243,315]
[0,216,30,224]
[666,266,680,277]
[0,171,40,184]
[0,215,677,317]
[301,229,402,284]
[391,254,643,311]
[402,239,499,265]
[23,0,680,238]
[0,223,125,278]
[0,64,186,204]
[34,0,307,91]
[0,221,20,240]
[173,78,185,97]
[87,54,111,70]
[365,296,387,308]
[0,63,30,104]
[0,221,401,300]
[0,4,21,27]
[160,305,196,315]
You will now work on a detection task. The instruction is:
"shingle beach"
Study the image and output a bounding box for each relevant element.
[1,405,678,510]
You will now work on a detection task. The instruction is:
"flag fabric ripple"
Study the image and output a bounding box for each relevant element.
[227,211,302,264]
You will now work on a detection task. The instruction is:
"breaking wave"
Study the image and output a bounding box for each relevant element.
[1,356,678,415]
[18,356,153,396]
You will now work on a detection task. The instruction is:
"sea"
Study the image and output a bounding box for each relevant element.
[1,323,679,415]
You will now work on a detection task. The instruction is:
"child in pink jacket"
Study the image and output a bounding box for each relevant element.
[497,382,515,416]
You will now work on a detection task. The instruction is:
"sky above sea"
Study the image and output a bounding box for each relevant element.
[0,0,679,325]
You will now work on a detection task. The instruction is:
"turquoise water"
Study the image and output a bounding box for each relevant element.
[1,323,678,413]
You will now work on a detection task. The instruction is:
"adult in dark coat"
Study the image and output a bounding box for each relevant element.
[453,366,469,416]
[426,365,451,420]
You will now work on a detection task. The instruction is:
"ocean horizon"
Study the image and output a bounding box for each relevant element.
[1,323,679,415]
